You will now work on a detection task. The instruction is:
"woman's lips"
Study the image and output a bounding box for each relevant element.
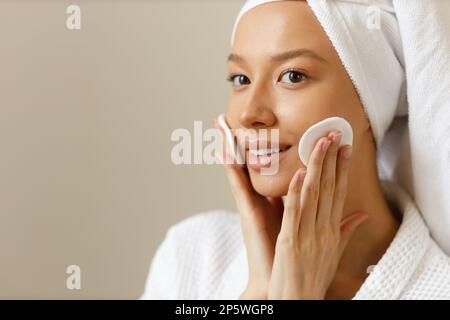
[246,145,292,172]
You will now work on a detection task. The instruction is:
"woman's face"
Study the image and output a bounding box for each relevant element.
[226,0,373,197]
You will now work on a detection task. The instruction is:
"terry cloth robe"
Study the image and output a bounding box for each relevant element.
[141,179,450,300]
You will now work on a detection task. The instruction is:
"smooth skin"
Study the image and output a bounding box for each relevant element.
[215,0,401,299]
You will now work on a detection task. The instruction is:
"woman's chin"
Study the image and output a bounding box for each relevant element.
[249,170,292,198]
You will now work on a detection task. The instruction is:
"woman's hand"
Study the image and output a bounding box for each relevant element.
[213,119,284,300]
[267,131,369,300]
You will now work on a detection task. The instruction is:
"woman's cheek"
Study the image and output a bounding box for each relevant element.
[248,166,296,197]
[225,96,243,127]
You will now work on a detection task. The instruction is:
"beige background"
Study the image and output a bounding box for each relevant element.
[0,0,243,299]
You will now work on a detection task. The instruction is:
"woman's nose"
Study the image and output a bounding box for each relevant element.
[238,88,276,129]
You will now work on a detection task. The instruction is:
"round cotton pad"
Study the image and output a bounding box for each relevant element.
[298,117,353,166]
[217,114,245,165]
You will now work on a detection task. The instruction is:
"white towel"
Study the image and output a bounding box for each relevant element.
[230,0,450,254]
[388,0,450,255]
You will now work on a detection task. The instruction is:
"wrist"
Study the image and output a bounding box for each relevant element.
[239,289,267,300]
[240,284,268,300]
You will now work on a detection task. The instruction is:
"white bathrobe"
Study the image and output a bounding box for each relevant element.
[141,180,450,300]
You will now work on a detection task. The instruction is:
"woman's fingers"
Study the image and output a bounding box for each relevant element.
[213,120,257,210]
[330,144,353,227]
[316,131,341,230]
[213,118,277,225]
[279,168,307,238]
[298,136,332,237]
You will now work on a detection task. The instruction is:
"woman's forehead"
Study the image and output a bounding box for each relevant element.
[231,1,334,63]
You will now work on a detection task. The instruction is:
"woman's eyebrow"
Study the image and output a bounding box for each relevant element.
[271,48,328,63]
[228,48,328,64]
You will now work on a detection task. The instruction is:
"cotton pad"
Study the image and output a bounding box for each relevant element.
[298,117,353,166]
[217,114,245,165]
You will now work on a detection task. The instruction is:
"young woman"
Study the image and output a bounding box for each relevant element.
[141,0,450,300]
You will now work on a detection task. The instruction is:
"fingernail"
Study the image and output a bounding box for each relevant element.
[322,139,331,151]
[343,147,353,159]
[332,131,342,145]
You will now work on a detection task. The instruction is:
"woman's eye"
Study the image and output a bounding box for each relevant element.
[228,75,250,87]
[279,70,307,84]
